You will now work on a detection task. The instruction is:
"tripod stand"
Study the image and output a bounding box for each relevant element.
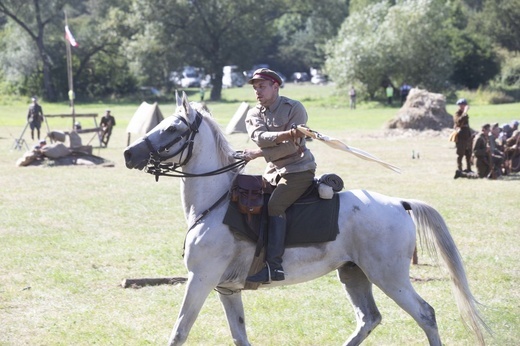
[12,116,51,151]
[12,123,29,151]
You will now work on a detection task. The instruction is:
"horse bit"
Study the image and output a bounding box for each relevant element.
[142,111,246,181]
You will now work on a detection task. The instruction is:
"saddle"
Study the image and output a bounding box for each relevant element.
[224,173,342,290]
[223,173,342,247]
[230,174,265,219]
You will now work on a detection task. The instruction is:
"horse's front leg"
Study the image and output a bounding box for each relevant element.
[168,272,218,346]
[219,291,251,346]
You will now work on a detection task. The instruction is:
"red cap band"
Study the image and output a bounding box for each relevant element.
[255,73,279,85]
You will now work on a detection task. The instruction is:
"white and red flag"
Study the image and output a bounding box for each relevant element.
[65,25,78,47]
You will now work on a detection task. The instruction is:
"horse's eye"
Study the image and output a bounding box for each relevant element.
[167,125,176,132]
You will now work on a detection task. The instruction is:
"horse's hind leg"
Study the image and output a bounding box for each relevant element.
[219,291,251,346]
[371,261,441,346]
[337,263,382,346]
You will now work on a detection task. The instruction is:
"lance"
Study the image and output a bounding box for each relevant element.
[296,125,401,174]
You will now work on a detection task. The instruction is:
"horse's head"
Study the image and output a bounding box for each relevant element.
[124,92,202,171]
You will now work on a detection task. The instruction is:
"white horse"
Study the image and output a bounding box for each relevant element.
[124,92,487,346]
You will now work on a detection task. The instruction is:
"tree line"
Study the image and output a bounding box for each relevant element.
[0,0,518,102]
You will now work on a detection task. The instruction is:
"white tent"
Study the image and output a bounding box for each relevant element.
[126,102,164,145]
[225,102,250,134]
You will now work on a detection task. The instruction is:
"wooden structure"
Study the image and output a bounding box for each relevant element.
[45,113,102,147]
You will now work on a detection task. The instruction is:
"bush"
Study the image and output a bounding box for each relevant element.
[497,52,520,88]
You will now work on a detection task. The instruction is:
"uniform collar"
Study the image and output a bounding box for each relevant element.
[262,95,282,114]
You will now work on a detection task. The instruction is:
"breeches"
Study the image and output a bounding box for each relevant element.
[456,139,472,156]
[29,123,41,131]
[268,170,315,216]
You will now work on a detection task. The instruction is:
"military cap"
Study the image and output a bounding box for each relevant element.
[248,68,283,85]
[456,98,467,105]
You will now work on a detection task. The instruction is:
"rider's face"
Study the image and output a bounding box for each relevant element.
[252,80,278,107]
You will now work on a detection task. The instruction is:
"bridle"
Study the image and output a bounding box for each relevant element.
[140,109,248,248]
[142,111,246,181]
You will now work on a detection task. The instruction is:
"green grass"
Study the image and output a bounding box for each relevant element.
[0,85,519,345]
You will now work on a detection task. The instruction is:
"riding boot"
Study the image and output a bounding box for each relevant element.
[246,215,286,283]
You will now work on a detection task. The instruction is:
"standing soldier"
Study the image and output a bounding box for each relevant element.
[27,97,44,140]
[99,109,116,147]
[349,86,356,110]
[453,98,473,178]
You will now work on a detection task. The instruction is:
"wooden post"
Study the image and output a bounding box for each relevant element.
[121,277,187,289]
[64,11,75,129]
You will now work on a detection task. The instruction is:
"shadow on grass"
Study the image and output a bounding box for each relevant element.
[410,276,449,283]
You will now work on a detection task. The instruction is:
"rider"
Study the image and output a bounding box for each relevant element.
[242,68,316,283]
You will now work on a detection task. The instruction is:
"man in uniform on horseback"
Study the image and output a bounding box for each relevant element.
[242,68,316,283]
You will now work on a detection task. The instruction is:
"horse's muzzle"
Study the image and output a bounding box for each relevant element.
[124,144,148,170]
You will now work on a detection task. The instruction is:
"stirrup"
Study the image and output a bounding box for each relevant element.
[246,263,285,284]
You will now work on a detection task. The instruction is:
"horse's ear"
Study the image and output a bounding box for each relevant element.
[181,92,194,119]
[175,90,182,107]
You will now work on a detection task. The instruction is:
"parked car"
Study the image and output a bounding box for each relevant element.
[181,71,201,88]
[290,72,310,83]
[311,74,327,85]
[222,65,245,88]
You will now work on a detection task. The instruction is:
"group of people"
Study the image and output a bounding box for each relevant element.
[453,98,519,179]
[26,97,116,147]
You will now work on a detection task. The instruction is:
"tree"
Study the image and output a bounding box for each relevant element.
[67,1,139,98]
[133,0,292,101]
[446,0,500,88]
[325,0,490,99]
[448,31,500,89]
[477,0,520,52]
[274,0,349,75]
[0,0,76,101]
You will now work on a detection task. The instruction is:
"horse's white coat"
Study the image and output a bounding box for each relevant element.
[124,93,487,346]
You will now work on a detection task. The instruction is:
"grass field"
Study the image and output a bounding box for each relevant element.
[0,84,519,345]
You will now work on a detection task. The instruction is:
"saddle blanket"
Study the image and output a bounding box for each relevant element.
[223,192,340,247]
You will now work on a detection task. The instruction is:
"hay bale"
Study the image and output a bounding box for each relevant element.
[386,88,453,131]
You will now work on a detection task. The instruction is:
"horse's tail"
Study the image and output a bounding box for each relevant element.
[405,199,490,346]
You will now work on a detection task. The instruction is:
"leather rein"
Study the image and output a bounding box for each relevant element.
[140,110,248,246]
[142,111,247,182]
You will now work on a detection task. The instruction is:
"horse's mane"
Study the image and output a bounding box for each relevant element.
[190,102,238,168]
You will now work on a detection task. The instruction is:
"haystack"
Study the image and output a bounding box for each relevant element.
[386,88,453,130]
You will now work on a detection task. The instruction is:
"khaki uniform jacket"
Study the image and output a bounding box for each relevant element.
[27,104,44,124]
[245,95,316,185]
[473,132,489,159]
[454,109,471,142]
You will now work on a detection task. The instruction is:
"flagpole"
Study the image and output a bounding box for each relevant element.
[64,11,75,129]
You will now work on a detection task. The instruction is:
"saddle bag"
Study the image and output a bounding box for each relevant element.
[232,174,264,216]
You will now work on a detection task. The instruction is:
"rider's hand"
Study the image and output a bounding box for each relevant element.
[242,148,262,161]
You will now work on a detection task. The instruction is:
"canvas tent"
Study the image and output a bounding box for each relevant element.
[225,102,249,134]
[126,102,165,145]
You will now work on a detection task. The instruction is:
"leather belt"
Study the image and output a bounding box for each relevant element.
[272,146,307,163]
